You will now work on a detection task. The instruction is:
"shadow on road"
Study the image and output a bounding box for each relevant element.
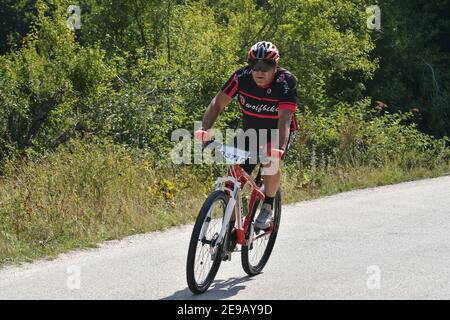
[161,276,256,300]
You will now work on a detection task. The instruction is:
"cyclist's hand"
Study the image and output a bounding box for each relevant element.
[269,148,284,160]
[195,129,212,150]
[195,129,210,142]
[263,143,284,160]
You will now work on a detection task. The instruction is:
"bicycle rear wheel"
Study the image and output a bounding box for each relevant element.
[241,189,281,276]
[186,190,229,294]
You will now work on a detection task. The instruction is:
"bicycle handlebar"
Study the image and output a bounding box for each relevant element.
[194,130,284,160]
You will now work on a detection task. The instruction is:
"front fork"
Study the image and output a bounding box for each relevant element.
[216,177,240,246]
[198,176,240,247]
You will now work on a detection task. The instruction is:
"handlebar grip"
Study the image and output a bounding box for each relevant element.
[194,130,209,142]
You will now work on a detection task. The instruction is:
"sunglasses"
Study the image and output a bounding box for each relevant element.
[248,59,276,72]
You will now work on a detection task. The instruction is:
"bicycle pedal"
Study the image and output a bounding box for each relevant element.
[223,252,232,261]
[227,228,237,252]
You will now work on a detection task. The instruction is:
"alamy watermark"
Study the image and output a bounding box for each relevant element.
[171,122,282,175]
[366,5,381,31]
[66,265,81,290]
[67,5,81,30]
[366,265,381,290]
[65,4,380,32]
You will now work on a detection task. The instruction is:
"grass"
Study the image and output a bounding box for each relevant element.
[0,141,209,265]
[0,140,449,267]
[282,163,449,204]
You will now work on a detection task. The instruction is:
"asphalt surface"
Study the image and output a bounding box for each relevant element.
[0,175,449,300]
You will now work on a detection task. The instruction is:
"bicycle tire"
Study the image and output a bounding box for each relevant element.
[186,190,229,294]
[241,189,281,276]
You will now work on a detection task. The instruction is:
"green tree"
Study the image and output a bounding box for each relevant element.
[0,0,116,161]
[368,0,450,138]
[0,0,37,54]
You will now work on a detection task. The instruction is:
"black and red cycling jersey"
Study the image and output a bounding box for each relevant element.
[221,66,298,132]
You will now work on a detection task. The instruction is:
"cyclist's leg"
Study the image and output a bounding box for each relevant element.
[262,129,296,190]
[262,129,296,192]
[255,130,296,229]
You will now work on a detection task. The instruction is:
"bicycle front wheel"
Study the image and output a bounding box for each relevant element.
[186,190,229,294]
[241,189,281,276]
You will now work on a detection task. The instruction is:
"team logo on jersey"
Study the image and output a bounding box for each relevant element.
[239,95,246,106]
[276,73,285,83]
[244,103,278,114]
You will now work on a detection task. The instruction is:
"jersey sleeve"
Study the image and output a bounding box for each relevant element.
[221,72,239,98]
[278,74,298,112]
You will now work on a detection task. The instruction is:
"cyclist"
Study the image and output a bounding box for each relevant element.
[200,41,298,230]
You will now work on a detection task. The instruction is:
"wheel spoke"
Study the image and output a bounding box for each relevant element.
[242,191,281,275]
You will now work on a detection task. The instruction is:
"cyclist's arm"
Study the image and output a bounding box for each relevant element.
[277,72,298,151]
[202,91,232,130]
[277,109,292,151]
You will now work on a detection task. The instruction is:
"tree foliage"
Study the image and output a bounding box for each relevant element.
[368,0,450,138]
[0,0,448,164]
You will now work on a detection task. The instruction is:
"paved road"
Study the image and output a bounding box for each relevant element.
[1,176,449,300]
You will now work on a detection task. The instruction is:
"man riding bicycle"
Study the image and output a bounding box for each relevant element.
[200,41,298,230]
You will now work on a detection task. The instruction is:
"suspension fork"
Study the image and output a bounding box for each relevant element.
[198,176,241,243]
[217,180,241,245]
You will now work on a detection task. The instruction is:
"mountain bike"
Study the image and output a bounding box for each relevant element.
[186,130,283,294]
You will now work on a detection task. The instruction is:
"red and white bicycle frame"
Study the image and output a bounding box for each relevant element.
[199,163,268,251]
